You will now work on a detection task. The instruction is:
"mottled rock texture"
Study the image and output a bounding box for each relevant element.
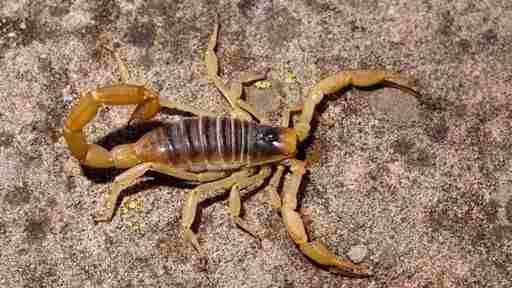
[1,1,511,287]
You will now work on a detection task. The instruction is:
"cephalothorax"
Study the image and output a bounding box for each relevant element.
[64,23,419,277]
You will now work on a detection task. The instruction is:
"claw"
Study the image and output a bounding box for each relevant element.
[279,159,370,277]
[381,79,421,98]
[300,241,370,277]
[295,69,420,141]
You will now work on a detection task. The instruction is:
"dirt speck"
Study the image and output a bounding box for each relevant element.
[5,186,32,207]
[125,21,156,48]
[238,0,260,18]
[480,29,498,47]
[437,10,456,38]
[49,2,72,18]
[457,38,472,54]
[0,131,14,147]
[91,0,121,28]
[24,214,50,244]
[407,148,435,167]
[426,116,449,143]
[392,137,415,156]
[157,237,189,263]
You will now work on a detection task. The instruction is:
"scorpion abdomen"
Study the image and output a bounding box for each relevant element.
[134,116,296,172]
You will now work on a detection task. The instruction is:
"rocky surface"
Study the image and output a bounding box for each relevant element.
[1,1,511,287]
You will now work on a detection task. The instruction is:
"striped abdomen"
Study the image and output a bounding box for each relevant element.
[134,116,296,172]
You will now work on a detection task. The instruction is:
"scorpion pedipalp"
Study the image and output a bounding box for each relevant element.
[295,69,420,141]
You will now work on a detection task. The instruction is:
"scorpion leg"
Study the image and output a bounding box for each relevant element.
[101,44,130,83]
[228,72,267,121]
[102,43,215,124]
[182,166,273,252]
[281,159,370,277]
[129,90,219,125]
[264,165,284,209]
[228,166,273,241]
[158,99,217,118]
[206,23,265,122]
[95,162,228,222]
[295,70,420,141]
[101,44,161,124]
[182,169,255,253]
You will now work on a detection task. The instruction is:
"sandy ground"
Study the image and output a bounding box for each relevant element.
[1,1,511,287]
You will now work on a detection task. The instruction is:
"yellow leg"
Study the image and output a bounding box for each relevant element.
[159,99,217,118]
[228,166,272,241]
[182,166,273,253]
[101,44,130,83]
[281,160,370,277]
[102,44,161,124]
[296,70,420,141]
[94,162,227,222]
[182,169,256,253]
[264,165,284,209]
[206,23,265,122]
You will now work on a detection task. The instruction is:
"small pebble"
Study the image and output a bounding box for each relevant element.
[347,244,368,264]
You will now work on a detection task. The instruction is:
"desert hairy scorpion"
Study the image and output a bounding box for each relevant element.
[64,23,420,277]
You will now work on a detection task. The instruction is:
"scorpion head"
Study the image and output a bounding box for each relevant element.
[253,126,297,164]
[275,127,298,157]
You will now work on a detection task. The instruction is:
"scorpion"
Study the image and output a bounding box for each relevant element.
[63,23,419,277]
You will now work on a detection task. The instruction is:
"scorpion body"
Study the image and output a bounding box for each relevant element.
[64,22,420,277]
[135,116,296,172]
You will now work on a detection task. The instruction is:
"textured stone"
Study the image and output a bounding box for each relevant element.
[1,1,511,287]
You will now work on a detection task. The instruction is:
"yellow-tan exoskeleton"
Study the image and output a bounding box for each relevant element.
[64,22,420,277]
